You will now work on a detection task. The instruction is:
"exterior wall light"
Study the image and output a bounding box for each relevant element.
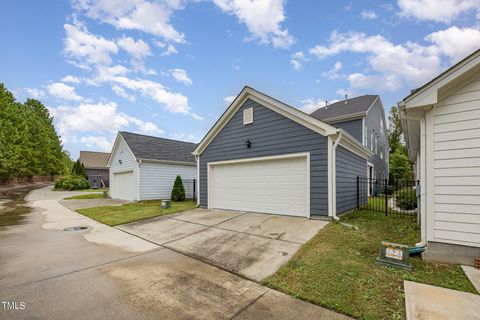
[118,159,122,164]
[245,140,251,148]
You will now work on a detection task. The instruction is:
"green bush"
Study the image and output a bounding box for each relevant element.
[71,159,87,178]
[54,175,90,191]
[171,175,186,201]
[395,188,417,210]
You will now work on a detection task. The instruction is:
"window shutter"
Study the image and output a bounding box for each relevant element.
[243,107,253,125]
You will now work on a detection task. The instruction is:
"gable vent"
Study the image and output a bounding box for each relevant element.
[243,107,253,125]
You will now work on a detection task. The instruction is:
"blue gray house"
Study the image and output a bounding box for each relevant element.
[193,87,372,219]
[310,95,389,180]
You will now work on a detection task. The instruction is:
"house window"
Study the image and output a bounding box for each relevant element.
[370,133,374,151]
[375,137,378,154]
[380,121,384,134]
[380,147,383,159]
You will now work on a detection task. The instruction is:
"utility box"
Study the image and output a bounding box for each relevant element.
[376,241,412,270]
[161,200,171,209]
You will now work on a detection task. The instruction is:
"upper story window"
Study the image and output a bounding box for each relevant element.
[364,126,368,146]
[380,146,383,159]
[370,133,374,151]
[375,137,378,154]
[380,121,384,134]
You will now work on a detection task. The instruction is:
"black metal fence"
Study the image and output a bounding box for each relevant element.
[357,177,419,221]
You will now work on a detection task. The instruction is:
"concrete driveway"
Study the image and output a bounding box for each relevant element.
[118,209,329,281]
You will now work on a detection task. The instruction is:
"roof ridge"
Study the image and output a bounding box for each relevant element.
[120,131,198,145]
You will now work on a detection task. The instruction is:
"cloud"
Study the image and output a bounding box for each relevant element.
[425,26,480,62]
[397,0,480,23]
[25,88,45,99]
[169,132,198,142]
[136,121,164,135]
[63,21,118,68]
[169,68,192,85]
[80,136,114,151]
[360,10,378,19]
[61,75,82,83]
[223,95,236,105]
[212,0,295,48]
[112,85,136,102]
[73,0,186,43]
[117,36,151,59]
[307,28,480,91]
[321,61,342,79]
[47,83,83,101]
[290,51,307,70]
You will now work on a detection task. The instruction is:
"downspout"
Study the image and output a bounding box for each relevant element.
[400,104,427,248]
[332,130,343,221]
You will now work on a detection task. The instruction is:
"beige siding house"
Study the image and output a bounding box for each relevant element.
[399,49,480,265]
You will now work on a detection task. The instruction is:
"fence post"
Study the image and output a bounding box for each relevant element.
[193,179,196,202]
[385,179,388,216]
[357,176,360,210]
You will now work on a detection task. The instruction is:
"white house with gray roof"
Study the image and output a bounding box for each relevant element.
[107,131,197,201]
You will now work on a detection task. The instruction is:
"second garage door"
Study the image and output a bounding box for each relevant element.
[209,155,309,217]
[114,171,134,200]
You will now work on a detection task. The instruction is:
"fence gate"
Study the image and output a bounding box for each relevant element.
[357,177,419,222]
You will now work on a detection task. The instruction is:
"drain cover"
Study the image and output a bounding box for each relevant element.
[64,226,88,231]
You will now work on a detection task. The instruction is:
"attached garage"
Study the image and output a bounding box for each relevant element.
[193,87,371,218]
[113,171,134,201]
[208,154,309,217]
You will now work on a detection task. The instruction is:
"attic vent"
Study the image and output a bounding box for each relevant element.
[243,107,253,125]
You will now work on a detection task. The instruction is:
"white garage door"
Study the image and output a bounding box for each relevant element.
[114,171,134,200]
[209,155,309,217]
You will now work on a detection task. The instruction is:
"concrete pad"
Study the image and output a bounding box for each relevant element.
[234,289,353,320]
[462,265,480,293]
[117,217,208,245]
[60,198,128,210]
[218,212,329,244]
[404,281,480,320]
[170,208,246,226]
[165,227,301,281]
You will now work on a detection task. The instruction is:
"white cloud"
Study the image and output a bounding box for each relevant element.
[212,0,295,48]
[308,28,480,91]
[25,88,45,99]
[47,83,83,101]
[80,136,113,151]
[398,0,480,23]
[117,36,151,59]
[360,10,378,19]
[290,51,307,70]
[63,21,118,68]
[74,0,186,43]
[223,95,236,105]
[169,132,198,142]
[425,26,480,63]
[169,68,192,85]
[321,61,343,79]
[112,85,136,102]
[61,75,82,83]
[161,44,178,56]
[300,98,327,113]
[136,121,164,135]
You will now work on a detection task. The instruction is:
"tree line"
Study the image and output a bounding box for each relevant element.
[388,105,414,181]
[0,84,71,181]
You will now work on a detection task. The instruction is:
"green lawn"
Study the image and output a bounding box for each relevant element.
[263,210,477,320]
[79,188,109,192]
[76,200,197,226]
[64,193,104,200]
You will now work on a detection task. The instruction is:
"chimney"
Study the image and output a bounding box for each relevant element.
[345,94,348,103]
[325,100,328,107]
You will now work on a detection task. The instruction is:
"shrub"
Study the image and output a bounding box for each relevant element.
[171,175,186,201]
[54,175,90,191]
[395,188,417,210]
[71,159,87,178]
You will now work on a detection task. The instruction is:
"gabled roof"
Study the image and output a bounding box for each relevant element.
[119,132,197,164]
[79,151,110,168]
[193,86,372,159]
[310,95,378,123]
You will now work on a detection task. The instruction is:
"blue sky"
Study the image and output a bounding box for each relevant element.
[1,0,479,158]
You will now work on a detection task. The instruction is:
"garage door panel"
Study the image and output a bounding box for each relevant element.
[210,156,309,217]
[114,171,133,200]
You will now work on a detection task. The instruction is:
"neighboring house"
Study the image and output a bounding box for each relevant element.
[310,95,389,180]
[79,151,110,188]
[193,86,372,218]
[399,49,480,266]
[108,131,197,201]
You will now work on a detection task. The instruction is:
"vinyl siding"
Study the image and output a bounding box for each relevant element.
[109,136,138,200]
[199,98,329,216]
[139,162,196,200]
[330,119,363,142]
[85,168,109,187]
[336,145,367,214]
[431,74,480,247]
[364,99,389,178]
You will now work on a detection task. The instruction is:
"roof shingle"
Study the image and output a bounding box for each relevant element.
[310,95,378,122]
[120,131,197,164]
[79,151,110,168]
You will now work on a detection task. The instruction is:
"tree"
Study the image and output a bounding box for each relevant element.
[71,159,87,178]
[387,106,413,181]
[171,175,186,201]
